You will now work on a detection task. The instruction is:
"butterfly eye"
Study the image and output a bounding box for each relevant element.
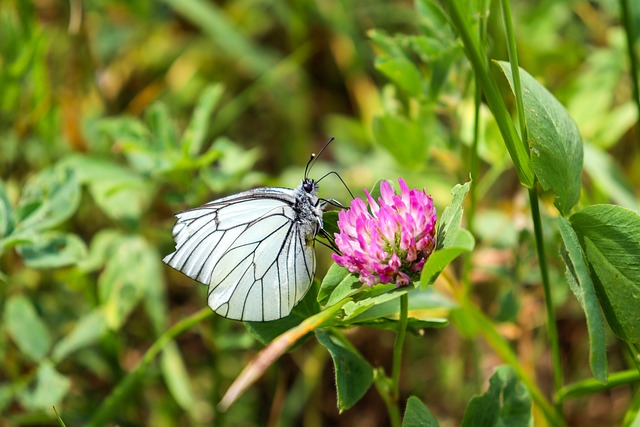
[303,180,315,193]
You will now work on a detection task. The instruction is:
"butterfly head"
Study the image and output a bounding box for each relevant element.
[302,178,318,194]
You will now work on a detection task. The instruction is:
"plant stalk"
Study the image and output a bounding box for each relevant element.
[391,293,409,401]
[88,307,214,427]
[529,188,564,407]
[619,0,640,147]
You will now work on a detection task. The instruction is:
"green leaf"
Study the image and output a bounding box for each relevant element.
[181,83,224,156]
[421,181,474,288]
[19,361,71,410]
[98,235,163,329]
[368,29,407,58]
[558,217,607,382]
[51,309,109,362]
[13,165,80,232]
[77,229,126,272]
[17,232,88,268]
[322,210,340,238]
[461,365,532,427]
[62,155,154,222]
[315,329,373,412]
[570,204,640,344]
[373,114,427,168]
[0,180,12,238]
[145,102,179,150]
[403,396,439,427]
[436,181,470,251]
[161,342,196,412]
[317,263,359,306]
[347,286,454,325]
[342,285,407,321]
[421,229,474,288]
[375,56,424,96]
[4,295,52,362]
[496,62,583,215]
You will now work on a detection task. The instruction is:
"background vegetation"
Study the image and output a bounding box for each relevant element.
[1,0,639,426]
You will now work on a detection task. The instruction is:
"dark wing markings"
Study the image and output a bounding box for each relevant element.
[197,211,291,283]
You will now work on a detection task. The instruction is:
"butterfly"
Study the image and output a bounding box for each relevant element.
[163,140,340,322]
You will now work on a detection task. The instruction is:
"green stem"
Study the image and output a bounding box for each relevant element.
[374,370,402,427]
[529,188,564,406]
[620,0,640,147]
[556,369,640,402]
[88,307,214,427]
[500,0,529,144]
[445,0,534,188]
[375,293,409,427]
[391,293,409,400]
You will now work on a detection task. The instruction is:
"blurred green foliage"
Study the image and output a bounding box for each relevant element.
[1,0,639,426]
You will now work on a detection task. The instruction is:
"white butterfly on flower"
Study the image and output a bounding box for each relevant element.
[164,140,339,322]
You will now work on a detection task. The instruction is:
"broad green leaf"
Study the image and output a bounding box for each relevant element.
[199,137,260,193]
[17,232,88,268]
[161,342,196,412]
[322,210,340,238]
[51,309,109,362]
[570,204,640,343]
[420,181,473,288]
[373,114,427,168]
[558,217,607,382]
[342,285,408,320]
[368,29,407,59]
[375,56,424,96]
[461,365,532,427]
[77,229,125,272]
[403,396,439,427]
[315,329,373,412]
[62,155,153,222]
[436,181,470,251]
[99,235,163,329]
[4,295,51,362]
[421,229,474,288]
[181,83,224,156]
[145,102,179,150]
[19,361,71,410]
[496,62,583,215]
[347,286,454,325]
[13,166,80,232]
[317,263,359,306]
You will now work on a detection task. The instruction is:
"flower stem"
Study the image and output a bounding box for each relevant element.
[529,188,564,407]
[391,293,409,398]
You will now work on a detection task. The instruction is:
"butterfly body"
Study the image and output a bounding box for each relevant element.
[164,178,324,321]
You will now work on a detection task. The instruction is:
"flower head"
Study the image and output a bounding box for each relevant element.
[332,178,437,287]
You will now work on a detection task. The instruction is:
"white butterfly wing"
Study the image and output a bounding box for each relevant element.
[163,188,318,321]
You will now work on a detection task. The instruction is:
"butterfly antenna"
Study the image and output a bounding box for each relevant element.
[317,170,355,200]
[304,137,335,179]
